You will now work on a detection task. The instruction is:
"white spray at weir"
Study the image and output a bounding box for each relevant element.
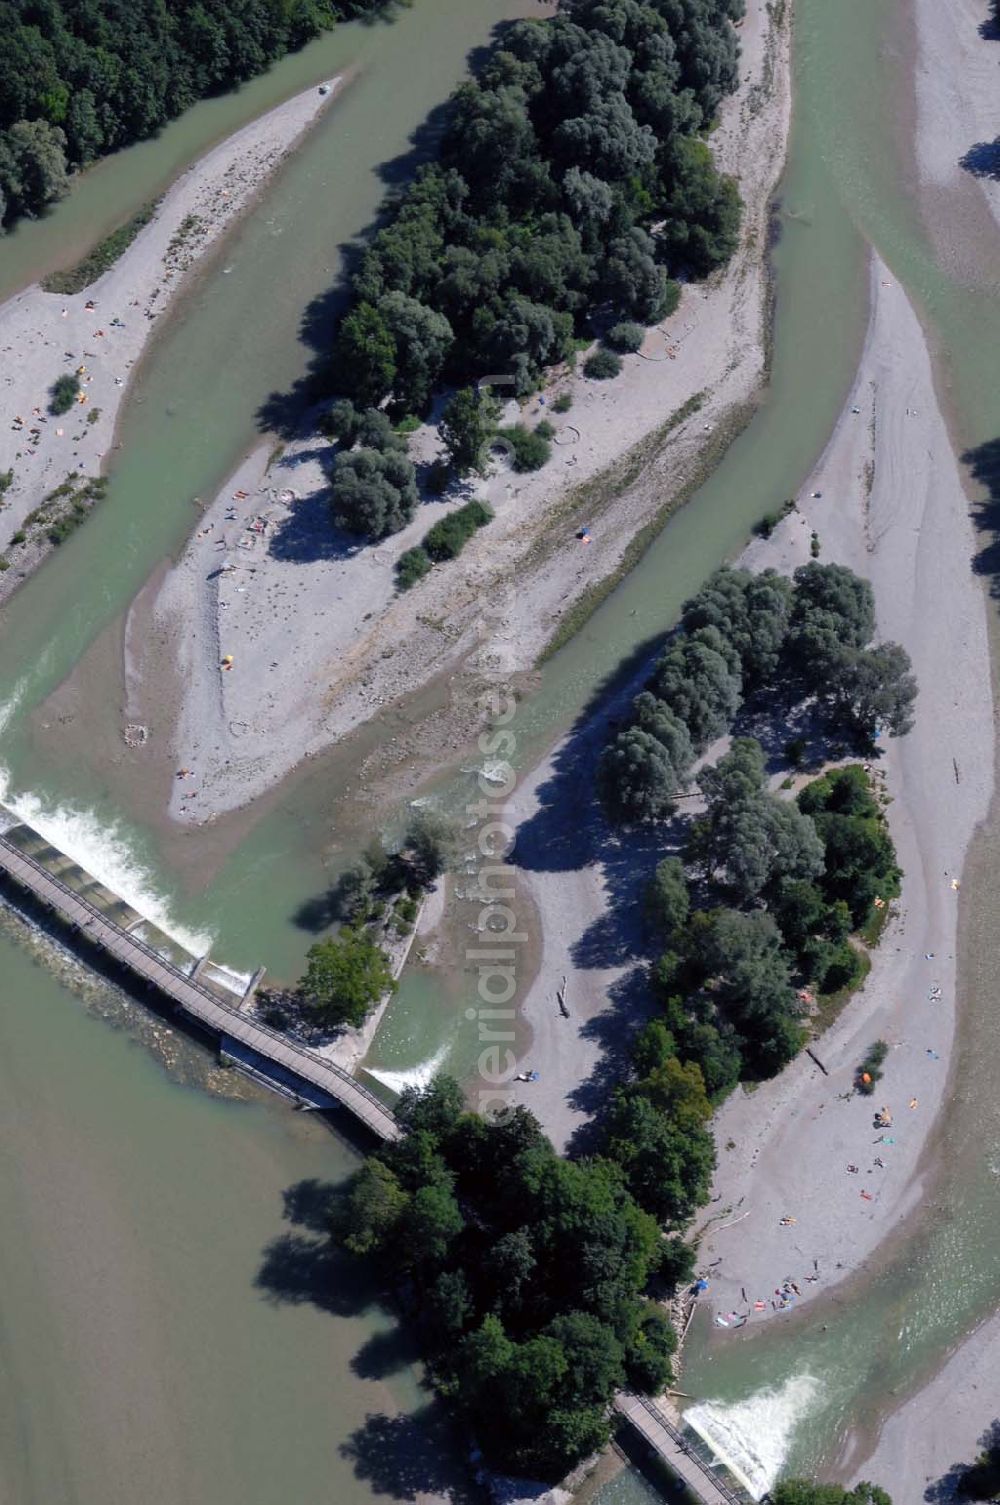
[684,1375,822,1500]
[0,769,212,956]
[364,1044,450,1095]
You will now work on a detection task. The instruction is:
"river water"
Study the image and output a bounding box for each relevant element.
[0,0,998,1496]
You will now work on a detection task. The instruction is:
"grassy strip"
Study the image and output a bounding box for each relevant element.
[19,473,109,546]
[537,393,760,664]
[40,203,158,295]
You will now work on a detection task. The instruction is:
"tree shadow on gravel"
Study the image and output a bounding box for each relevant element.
[960,138,1000,179]
[924,1417,1000,1501]
[966,437,1000,604]
[340,1406,480,1502]
[564,963,659,1155]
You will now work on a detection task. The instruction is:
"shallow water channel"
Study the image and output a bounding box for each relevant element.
[0,0,999,1496]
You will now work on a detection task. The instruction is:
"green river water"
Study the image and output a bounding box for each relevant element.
[1,0,999,1496]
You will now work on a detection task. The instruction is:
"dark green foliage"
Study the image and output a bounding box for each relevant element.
[682,566,793,688]
[604,320,646,353]
[333,1079,677,1481]
[772,1484,891,1505]
[329,446,418,540]
[644,856,690,943]
[798,767,901,924]
[650,626,742,750]
[584,347,623,380]
[692,737,824,902]
[692,907,805,1076]
[331,0,744,406]
[0,0,384,228]
[855,1039,888,1095]
[422,499,493,562]
[297,927,395,1028]
[960,1430,1000,1499]
[552,391,573,413]
[395,546,432,591]
[48,372,79,414]
[439,386,498,475]
[41,202,156,293]
[495,423,552,472]
[400,808,458,886]
[598,726,683,824]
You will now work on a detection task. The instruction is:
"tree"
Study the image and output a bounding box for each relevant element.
[335,302,397,407]
[598,727,682,823]
[49,372,79,415]
[0,119,69,220]
[631,692,695,778]
[439,386,498,474]
[772,1485,891,1505]
[624,1304,677,1393]
[786,561,876,678]
[401,809,458,885]
[298,929,395,1028]
[681,566,793,688]
[333,1158,408,1256]
[694,908,804,1075]
[398,1180,464,1269]
[644,856,690,942]
[650,627,742,749]
[378,291,453,412]
[329,447,417,539]
[825,642,917,740]
[658,137,741,275]
[603,1088,715,1226]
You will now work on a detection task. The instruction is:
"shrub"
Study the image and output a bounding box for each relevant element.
[551,392,573,413]
[604,321,645,353]
[396,546,432,590]
[495,424,551,472]
[0,469,13,495]
[422,500,493,562]
[583,349,622,380]
[535,419,554,440]
[855,1040,889,1094]
[49,373,80,415]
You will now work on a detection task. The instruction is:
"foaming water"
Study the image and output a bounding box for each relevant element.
[363,1044,449,1095]
[684,1375,822,1499]
[0,772,210,955]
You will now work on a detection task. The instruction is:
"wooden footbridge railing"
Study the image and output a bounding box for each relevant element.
[0,831,400,1142]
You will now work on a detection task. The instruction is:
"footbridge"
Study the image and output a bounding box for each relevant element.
[614,1392,754,1505]
[0,827,400,1142]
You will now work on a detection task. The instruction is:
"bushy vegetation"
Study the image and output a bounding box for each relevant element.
[584,347,623,380]
[331,0,745,410]
[0,0,392,228]
[596,564,911,1089]
[439,386,499,475]
[395,545,432,590]
[330,446,418,539]
[298,927,396,1028]
[599,563,916,828]
[772,1485,891,1505]
[855,1039,888,1095]
[604,320,646,353]
[422,499,492,561]
[496,422,553,472]
[41,202,157,292]
[48,372,79,414]
[332,1077,687,1481]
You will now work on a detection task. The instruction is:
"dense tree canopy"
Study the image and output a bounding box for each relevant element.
[332,1079,682,1480]
[772,1484,891,1505]
[332,0,746,407]
[0,0,388,226]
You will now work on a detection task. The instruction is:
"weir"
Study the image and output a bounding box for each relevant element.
[0,819,400,1142]
[613,1393,757,1505]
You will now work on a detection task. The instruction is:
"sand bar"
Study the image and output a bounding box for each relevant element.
[0,79,341,599]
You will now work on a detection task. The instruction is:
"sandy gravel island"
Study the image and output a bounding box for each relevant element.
[135,0,792,824]
[0,79,341,600]
[504,252,995,1296]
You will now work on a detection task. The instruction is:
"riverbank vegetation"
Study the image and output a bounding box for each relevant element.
[772,1484,891,1505]
[0,0,397,228]
[599,564,910,1086]
[331,0,745,413]
[332,1077,689,1480]
[40,202,157,293]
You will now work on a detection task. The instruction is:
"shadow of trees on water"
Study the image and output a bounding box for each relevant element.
[967,437,1000,603]
[340,1406,481,1502]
